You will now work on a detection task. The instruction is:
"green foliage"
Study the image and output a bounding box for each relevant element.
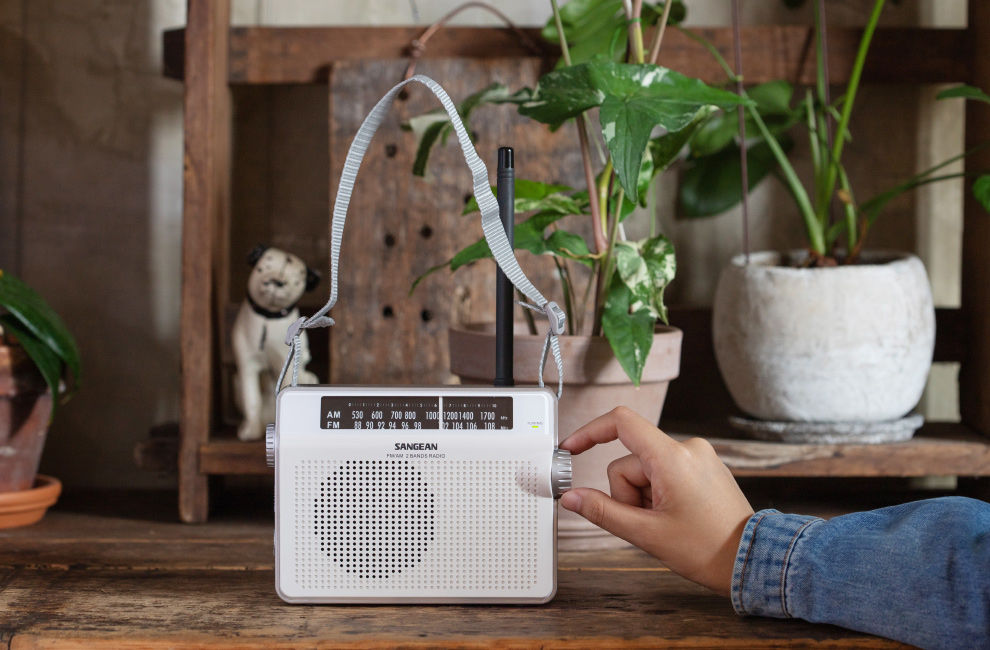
[405,0,719,383]
[974,176,990,212]
[519,58,749,199]
[0,270,81,407]
[540,0,686,67]
[936,85,990,105]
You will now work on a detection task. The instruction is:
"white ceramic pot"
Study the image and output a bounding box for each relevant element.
[449,323,682,550]
[712,251,935,423]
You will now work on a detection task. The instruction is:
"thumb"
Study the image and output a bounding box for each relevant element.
[560,487,656,547]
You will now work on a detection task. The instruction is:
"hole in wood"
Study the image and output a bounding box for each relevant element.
[420,225,433,239]
[382,305,395,319]
[420,309,433,323]
[384,233,396,247]
[463,193,472,206]
[385,144,398,158]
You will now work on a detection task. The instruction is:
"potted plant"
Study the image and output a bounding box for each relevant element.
[679,0,990,441]
[0,269,80,527]
[409,0,748,547]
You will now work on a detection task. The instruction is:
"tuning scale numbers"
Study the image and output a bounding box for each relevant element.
[441,397,512,430]
[320,395,513,431]
[321,396,439,430]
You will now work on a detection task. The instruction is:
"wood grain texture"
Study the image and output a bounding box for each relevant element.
[0,497,906,649]
[668,422,990,477]
[960,4,990,437]
[327,59,583,386]
[162,26,968,87]
[179,0,231,523]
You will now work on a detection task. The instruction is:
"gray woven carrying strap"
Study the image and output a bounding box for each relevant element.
[277,74,565,397]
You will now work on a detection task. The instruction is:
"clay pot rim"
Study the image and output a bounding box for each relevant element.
[729,250,920,275]
[0,474,61,513]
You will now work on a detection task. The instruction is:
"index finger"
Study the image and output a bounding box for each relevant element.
[560,406,677,459]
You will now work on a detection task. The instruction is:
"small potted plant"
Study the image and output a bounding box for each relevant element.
[0,269,80,527]
[679,0,990,441]
[409,0,747,546]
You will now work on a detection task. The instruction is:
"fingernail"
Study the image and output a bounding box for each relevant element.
[560,490,581,512]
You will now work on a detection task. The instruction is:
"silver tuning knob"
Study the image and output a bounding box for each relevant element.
[265,423,276,468]
[551,448,572,499]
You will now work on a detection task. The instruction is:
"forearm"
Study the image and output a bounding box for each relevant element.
[732,497,990,649]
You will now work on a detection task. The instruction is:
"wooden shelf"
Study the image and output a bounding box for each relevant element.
[199,422,990,479]
[163,25,971,86]
[171,1,990,521]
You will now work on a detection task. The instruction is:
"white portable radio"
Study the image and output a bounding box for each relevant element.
[270,76,572,603]
[268,385,571,603]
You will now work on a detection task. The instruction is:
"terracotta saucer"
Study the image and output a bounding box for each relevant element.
[0,474,61,529]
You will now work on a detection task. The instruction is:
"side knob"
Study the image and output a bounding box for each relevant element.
[265,423,276,468]
[551,448,572,499]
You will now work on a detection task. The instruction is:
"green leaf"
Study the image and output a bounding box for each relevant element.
[747,80,794,115]
[542,0,628,66]
[974,175,990,212]
[517,63,603,127]
[0,314,62,404]
[937,84,990,105]
[545,229,594,267]
[406,83,515,177]
[648,107,712,173]
[611,236,675,322]
[0,270,80,392]
[461,179,581,215]
[590,60,751,200]
[601,279,655,386]
[679,137,789,217]
[642,1,687,26]
[640,234,676,322]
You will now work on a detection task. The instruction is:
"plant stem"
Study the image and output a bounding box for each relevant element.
[647,0,674,64]
[550,0,607,253]
[598,159,614,235]
[592,187,624,337]
[628,0,645,64]
[749,105,824,254]
[821,0,885,225]
[552,256,576,335]
[731,0,749,263]
[684,24,824,255]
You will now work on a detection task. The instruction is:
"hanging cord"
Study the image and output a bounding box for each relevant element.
[401,2,545,81]
[277,75,566,398]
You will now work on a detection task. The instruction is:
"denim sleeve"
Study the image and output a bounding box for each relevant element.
[731,497,990,649]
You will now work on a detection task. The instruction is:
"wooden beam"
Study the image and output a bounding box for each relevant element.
[960,3,990,437]
[669,422,990,478]
[162,26,969,86]
[180,0,231,523]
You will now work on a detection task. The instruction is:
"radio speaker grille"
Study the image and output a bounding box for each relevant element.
[293,459,541,591]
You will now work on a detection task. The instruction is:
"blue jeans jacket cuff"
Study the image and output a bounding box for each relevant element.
[731,509,823,618]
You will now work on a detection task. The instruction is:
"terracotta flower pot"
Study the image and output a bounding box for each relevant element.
[449,323,682,550]
[0,343,56,496]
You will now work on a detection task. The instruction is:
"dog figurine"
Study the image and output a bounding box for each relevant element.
[232,245,320,441]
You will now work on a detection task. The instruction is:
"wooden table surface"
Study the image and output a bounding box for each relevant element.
[0,490,910,649]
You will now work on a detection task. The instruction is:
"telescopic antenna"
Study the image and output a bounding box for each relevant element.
[494,147,515,387]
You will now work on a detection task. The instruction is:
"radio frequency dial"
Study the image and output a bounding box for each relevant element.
[265,423,276,468]
[551,448,572,499]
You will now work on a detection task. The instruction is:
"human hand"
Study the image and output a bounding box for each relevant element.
[559,407,754,596]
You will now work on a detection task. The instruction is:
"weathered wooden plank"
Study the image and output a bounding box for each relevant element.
[161,26,968,87]
[0,567,902,648]
[960,3,990,438]
[666,422,990,477]
[180,0,231,523]
[327,59,583,385]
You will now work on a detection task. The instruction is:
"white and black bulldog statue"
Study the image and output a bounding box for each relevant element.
[232,245,320,441]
